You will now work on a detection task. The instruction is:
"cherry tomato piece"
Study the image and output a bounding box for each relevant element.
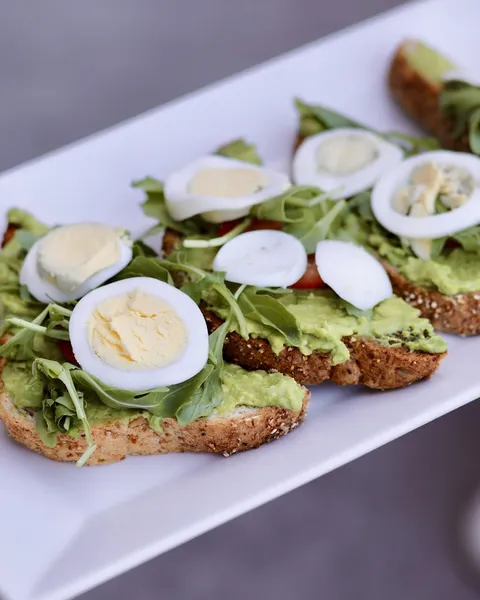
[58,341,79,366]
[290,254,326,289]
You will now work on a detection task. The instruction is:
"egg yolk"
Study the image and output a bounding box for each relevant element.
[188,167,268,198]
[316,133,378,176]
[37,223,122,291]
[88,289,187,371]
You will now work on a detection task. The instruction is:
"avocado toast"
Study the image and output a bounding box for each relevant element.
[294,99,480,335]
[135,140,446,389]
[0,210,309,465]
[388,39,480,155]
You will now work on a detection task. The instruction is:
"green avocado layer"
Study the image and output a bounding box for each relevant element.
[404,40,456,86]
[205,289,446,365]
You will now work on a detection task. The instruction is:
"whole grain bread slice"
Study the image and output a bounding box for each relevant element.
[163,229,446,389]
[388,39,470,152]
[0,361,309,466]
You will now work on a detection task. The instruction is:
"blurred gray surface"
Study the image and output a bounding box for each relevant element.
[2,1,480,599]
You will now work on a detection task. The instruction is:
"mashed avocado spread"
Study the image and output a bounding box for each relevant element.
[205,289,446,364]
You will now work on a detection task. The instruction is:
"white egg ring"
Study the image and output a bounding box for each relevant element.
[371,150,480,239]
[20,236,133,304]
[315,240,392,311]
[292,128,404,199]
[213,229,308,288]
[69,277,209,392]
[164,155,291,221]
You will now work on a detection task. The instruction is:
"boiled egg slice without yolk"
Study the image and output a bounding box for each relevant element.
[213,230,308,288]
[20,222,133,303]
[69,277,209,391]
[164,155,291,223]
[371,150,480,239]
[293,128,403,199]
[315,240,393,311]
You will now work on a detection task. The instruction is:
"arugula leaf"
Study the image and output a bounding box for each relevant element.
[215,139,262,165]
[238,289,301,346]
[295,98,365,138]
[0,305,49,360]
[36,406,58,448]
[469,107,480,154]
[381,131,440,156]
[132,240,158,258]
[116,256,175,286]
[295,98,439,156]
[251,186,321,223]
[13,229,42,251]
[132,177,200,235]
[285,199,346,253]
[451,225,480,252]
[71,370,169,412]
[440,80,480,153]
[176,321,229,425]
[33,359,96,459]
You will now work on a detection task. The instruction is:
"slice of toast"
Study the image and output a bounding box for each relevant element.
[0,361,309,466]
[388,39,470,152]
[162,229,446,389]
[382,261,480,336]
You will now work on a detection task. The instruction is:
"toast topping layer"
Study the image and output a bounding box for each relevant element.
[203,288,446,364]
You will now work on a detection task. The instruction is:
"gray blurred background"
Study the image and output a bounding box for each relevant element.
[2,1,480,598]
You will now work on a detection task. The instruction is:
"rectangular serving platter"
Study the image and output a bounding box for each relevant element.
[1,1,479,599]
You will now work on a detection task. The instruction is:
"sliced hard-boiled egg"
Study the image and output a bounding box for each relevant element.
[315,240,393,311]
[293,128,403,199]
[212,230,307,288]
[20,222,133,303]
[164,155,291,223]
[69,277,209,391]
[371,150,480,239]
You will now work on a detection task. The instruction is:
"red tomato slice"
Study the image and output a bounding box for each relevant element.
[58,341,79,366]
[290,254,326,289]
[217,218,282,237]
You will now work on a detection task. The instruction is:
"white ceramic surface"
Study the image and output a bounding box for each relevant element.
[1,1,479,599]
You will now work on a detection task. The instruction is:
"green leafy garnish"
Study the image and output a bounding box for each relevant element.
[132,177,201,237]
[295,98,440,155]
[237,289,302,346]
[295,98,365,137]
[440,80,480,154]
[183,218,251,248]
[34,359,97,465]
[216,138,262,165]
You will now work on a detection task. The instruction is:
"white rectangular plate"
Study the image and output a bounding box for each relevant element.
[1,1,479,599]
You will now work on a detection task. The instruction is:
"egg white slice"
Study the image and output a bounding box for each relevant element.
[69,277,209,392]
[371,150,480,239]
[315,240,392,311]
[213,230,307,288]
[164,155,291,222]
[20,235,133,303]
[293,128,403,199]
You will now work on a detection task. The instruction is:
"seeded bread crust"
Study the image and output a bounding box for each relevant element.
[0,359,309,466]
[388,39,470,152]
[382,261,480,335]
[163,229,446,389]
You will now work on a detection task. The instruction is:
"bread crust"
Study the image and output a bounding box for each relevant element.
[388,40,470,152]
[0,360,309,466]
[382,261,480,335]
